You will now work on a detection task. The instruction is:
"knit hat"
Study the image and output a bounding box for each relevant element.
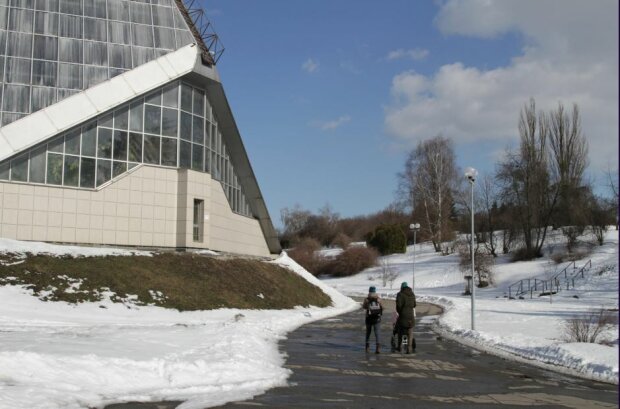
[401,281,408,289]
[368,286,376,294]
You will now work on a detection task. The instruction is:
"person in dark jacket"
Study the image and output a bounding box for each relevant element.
[362,286,383,354]
[395,281,416,353]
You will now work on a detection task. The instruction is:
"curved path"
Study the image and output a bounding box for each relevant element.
[107,299,617,409]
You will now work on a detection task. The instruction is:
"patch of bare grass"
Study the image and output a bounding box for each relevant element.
[0,253,332,310]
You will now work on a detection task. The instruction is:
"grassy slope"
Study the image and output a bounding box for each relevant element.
[0,253,332,310]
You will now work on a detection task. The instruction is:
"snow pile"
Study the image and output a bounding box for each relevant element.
[323,230,619,384]
[0,250,357,409]
[0,237,152,258]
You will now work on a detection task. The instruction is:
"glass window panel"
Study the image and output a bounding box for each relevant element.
[191,143,203,171]
[65,129,80,154]
[3,84,30,113]
[96,159,111,186]
[179,140,190,168]
[58,63,82,89]
[5,57,31,84]
[128,162,138,170]
[132,46,154,66]
[130,2,151,24]
[10,154,28,182]
[32,60,57,87]
[33,35,57,60]
[31,86,55,112]
[98,112,113,128]
[83,65,108,87]
[35,0,59,12]
[0,56,4,81]
[84,18,107,42]
[57,88,78,101]
[161,107,177,137]
[180,111,191,141]
[81,122,96,156]
[153,26,174,50]
[143,134,160,164]
[172,6,185,29]
[97,127,112,158]
[46,153,63,184]
[113,130,127,160]
[84,0,106,18]
[0,31,6,55]
[161,82,178,107]
[204,146,210,172]
[193,89,204,116]
[84,40,107,65]
[0,7,6,30]
[108,21,130,44]
[63,155,79,186]
[192,115,203,144]
[8,8,34,33]
[152,6,174,28]
[113,161,126,178]
[129,102,143,132]
[59,14,82,39]
[59,37,83,63]
[161,137,176,166]
[175,29,193,49]
[107,0,129,21]
[131,24,153,47]
[0,161,9,180]
[144,104,161,134]
[48,135,63,153]
[7,32,32,57]
[109,67,126,78]
[145,90,160,105]
[79,157,95,188]
[128,132,142,162]
[108,43,131,68]
[59,0,81,15]
[180,83,192,112]
[114,106,128,129]
[29,145,47,183]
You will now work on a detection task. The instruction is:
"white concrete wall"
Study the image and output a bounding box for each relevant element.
[0,165,271,257]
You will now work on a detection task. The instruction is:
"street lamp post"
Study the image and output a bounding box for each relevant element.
[409,223,420,292]
[464,167,478,331]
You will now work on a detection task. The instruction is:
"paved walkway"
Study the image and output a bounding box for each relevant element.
[106,300,618,409]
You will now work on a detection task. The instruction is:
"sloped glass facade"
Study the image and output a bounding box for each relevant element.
[0,0,195,126]
[0,80,253,217]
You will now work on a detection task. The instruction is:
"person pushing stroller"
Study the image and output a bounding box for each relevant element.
[394,281,416,353]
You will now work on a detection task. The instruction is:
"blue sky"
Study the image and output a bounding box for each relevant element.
[196,0,618,227]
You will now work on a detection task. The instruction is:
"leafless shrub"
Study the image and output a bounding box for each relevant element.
[457,240,494,287]
[562,308,617,343]
[380,259,399,288]
[318,246,379,277]
[331,232,352,250]
[287,238,324,276]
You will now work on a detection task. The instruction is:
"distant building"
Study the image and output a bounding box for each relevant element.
[0,1,280,256]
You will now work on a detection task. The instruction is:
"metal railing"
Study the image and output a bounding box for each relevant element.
[508,259,592,299]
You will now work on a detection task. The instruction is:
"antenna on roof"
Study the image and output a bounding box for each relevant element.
[176,0,225,65]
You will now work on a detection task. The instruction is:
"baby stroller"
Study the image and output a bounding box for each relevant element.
[390,312,416,353]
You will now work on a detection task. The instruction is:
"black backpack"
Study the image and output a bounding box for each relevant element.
[367,298,382,319]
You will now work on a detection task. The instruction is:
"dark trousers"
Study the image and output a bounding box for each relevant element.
[365,321,380,344]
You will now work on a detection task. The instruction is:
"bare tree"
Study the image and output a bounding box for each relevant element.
[606,165,618,230]
[497,99,558,259]
[398,136,458,252]
[380,259,399,288]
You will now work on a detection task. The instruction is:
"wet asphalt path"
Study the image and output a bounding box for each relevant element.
[106,299,618,409]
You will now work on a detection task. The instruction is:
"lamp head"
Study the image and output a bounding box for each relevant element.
[464,167,478,183]
[409,223,420,230]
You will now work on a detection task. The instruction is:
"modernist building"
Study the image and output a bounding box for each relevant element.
[0,0,280,257]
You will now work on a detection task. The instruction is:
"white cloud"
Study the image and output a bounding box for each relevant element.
[387,48,429,61]
[386,0,619,170]
[301,58,319,73]
[312,115,352,131]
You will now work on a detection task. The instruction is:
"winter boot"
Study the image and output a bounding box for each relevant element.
[365,343,370,353]
[375,344,380,354]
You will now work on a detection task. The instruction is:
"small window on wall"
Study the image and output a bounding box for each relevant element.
[193,199,204,243]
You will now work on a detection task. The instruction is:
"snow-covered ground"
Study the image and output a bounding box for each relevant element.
[0,249,358,409]
[324,229,619,384]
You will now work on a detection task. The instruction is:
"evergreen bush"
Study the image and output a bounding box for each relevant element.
[367,224,407,255]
